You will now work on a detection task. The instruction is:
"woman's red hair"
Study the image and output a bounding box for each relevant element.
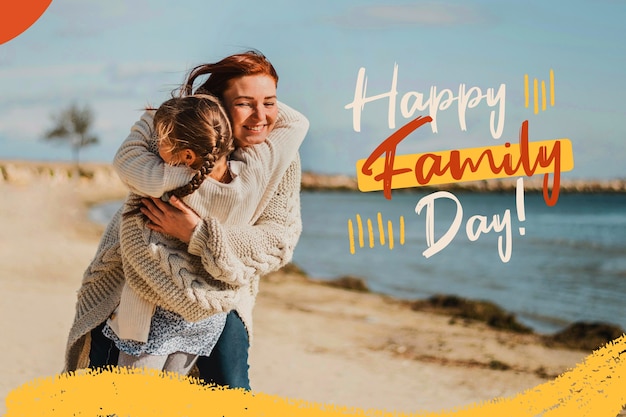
[181,50,279,100]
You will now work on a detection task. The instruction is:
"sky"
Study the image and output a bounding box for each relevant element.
[1,0,625,179]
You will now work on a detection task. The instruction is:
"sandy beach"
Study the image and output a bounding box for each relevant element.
[0,161,615,415]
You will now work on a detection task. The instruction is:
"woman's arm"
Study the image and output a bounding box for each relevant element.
[144,155,303,285]
[113,110,195,197]
[188,155,303,285]
[188,101,307,285]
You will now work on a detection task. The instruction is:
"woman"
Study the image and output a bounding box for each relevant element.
[65,51,307,390]
[108,92,305,373]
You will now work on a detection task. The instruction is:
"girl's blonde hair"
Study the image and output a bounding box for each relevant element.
[123,94,234,217]
[156,94,234,199]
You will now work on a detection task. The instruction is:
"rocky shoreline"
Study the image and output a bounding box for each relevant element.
[296,269,626,353]
[1,160,625,193]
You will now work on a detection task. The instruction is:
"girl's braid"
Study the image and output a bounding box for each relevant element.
[168,157,216,200]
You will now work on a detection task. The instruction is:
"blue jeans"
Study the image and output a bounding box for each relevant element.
[196,311,250,390]
[89,310,250,390]
[89,321,119,367]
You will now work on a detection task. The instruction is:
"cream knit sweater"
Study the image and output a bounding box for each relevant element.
[113,101,307,342]
[64,103,308,371]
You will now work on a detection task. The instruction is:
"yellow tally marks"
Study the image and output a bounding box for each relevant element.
[6,334,626,417]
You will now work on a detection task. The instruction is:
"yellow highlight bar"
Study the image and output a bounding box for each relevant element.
[356,139,573,192]
[5,335,626,416]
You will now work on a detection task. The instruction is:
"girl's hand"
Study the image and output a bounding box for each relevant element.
[140,196,201,243]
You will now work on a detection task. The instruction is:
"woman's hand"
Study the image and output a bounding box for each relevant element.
[140,196,201,244]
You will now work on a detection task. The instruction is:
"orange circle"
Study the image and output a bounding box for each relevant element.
[0,0,53,45]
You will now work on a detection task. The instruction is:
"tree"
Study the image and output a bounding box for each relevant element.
[44,103,99,168]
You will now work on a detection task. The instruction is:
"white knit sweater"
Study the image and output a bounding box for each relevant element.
[64,102,308,371]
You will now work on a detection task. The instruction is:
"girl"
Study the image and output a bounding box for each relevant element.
[102,94,235,373]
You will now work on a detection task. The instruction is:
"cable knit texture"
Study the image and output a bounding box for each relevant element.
[64,102,307,372]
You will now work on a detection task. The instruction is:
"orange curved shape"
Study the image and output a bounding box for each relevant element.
[0,0,53,45]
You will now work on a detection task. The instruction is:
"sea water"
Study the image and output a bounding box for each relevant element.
[91,190,626,334]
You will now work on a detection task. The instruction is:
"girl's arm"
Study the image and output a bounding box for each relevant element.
[113,110,195,197]
[119,192,240,323]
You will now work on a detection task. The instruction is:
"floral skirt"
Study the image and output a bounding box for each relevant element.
[102,307,227,357]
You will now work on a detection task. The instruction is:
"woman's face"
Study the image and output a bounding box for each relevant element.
[222,74,278,147]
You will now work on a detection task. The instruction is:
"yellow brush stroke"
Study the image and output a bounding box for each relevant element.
[367,218,374,248]
[377,212,385,245]
[550,69,555,106]
[347,219,355,254]
[356,139,574,192]
[5,335,626,416]
[356,214,364,248]
[524,74,529,108]
[400,216,405,245]
[387,220,394,250]
[533,78,539,114]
